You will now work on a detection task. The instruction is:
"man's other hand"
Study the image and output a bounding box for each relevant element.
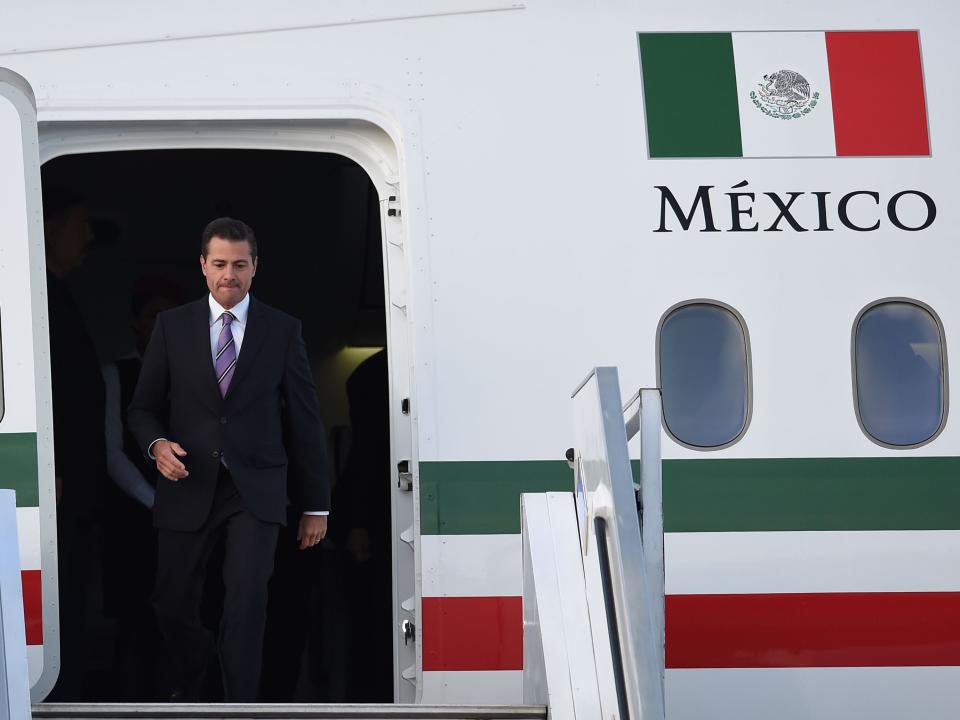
[298,514,328,550]
[154,440,189,481]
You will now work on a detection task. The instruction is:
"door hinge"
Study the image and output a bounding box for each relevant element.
[397,459,413,491]
[387,195,401,217]
[401,619,416,645]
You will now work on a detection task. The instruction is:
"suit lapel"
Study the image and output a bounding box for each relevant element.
[225,297,267,401]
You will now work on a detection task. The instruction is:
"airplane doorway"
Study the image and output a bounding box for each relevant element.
[39,148,394,702]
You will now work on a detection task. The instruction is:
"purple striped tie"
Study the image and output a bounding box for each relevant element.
[215,312,237,397]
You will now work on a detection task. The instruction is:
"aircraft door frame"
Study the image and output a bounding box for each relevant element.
[0,68,60,703]
[35,118,419,703]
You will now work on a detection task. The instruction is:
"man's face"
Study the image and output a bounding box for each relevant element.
[200,236,257,309]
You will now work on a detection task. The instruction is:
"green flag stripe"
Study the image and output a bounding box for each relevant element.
[637,32,743,158]
[420,457,960,535]
[0,433,39,507]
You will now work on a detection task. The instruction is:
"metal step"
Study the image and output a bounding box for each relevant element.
[32,704,547,720]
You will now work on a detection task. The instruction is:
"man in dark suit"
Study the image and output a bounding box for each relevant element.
[128,217,330,702]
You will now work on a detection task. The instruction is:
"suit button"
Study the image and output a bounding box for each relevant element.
[212,450,221,459]
[220,417,228,424]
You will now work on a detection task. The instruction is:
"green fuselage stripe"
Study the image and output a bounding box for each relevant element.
[637,32,743,158]
[420,461,570,535]
[0,432,39,507]
[420,457,960,535]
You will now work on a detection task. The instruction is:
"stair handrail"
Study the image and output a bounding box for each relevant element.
[571,368,664,720]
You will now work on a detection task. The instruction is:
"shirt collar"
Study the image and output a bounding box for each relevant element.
[208,292,250,327]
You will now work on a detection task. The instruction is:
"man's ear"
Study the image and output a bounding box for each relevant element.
[199,254,207,276]
[251,257,258,276]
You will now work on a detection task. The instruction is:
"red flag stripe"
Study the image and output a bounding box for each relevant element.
[826,31,930,156]
[667,591,960,668]
[22,569,42,646]
[421,596,522,671]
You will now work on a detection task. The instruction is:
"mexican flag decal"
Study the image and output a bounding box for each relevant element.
[637,31,930,158]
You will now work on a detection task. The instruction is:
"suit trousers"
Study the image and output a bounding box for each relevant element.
[153,465,279,702]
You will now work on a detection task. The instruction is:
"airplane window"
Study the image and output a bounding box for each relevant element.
[658,302,750,449]
[854,300,947,447]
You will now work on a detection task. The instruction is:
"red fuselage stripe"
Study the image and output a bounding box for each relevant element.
[421,596,523,671]
[22,569,42,645]
[667,591,960,668]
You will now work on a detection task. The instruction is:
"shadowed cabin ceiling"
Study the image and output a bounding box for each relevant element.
[42,148,386,362]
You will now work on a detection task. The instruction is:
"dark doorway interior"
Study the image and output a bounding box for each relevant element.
[40,149,394,703]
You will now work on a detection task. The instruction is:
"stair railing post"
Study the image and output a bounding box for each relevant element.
[638,388,665,698]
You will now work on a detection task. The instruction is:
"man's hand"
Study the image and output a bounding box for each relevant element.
[153,440,189,481]
[298,514,328,550]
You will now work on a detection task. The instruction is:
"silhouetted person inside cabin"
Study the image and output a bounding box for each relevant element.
[101,277,182,699]
[333,349,393,701]
[43,187,108,701]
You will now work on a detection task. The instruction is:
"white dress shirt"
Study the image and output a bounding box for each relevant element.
[209,292,249,359]
[153,292,327,516]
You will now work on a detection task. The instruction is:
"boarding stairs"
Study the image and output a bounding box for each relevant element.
[2,368,660,720]
[519,368,666,720]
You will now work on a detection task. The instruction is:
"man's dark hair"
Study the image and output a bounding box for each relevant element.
[201,217,257,260]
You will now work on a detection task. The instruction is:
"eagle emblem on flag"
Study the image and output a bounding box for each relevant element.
[751,69,820,119]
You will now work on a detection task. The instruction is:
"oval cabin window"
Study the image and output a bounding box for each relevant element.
[854,300,947,447]
[658,302,751,449]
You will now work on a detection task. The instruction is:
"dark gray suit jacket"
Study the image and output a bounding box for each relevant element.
[128,296,330,531]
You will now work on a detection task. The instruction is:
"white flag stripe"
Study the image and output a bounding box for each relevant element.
[732,31,837,157]
[666,530,960,595]
[421,534,522,597]
[17,506,40,570]
[667,667,960,720]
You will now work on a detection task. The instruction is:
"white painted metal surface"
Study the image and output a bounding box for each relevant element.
[637,389,665,685]
[0,1,956,713]
[0,2,953,462]
[421,535,521,597]
[667,667,960,720]
[521,492,602,720]
[666,530,960,595]
[417,672,523,705]
[625,389,666,685]
[0,68,58,703]
[0,490,30,720]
